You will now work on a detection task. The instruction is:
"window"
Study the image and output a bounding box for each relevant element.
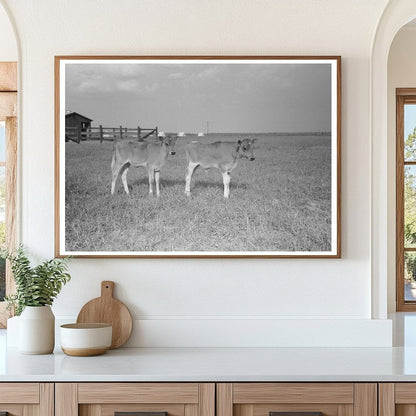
[0,122,5,302]
[0,62,17,327]
[396,89,416,311]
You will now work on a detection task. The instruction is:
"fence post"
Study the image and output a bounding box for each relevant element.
[155,127,158,139]
[120,125,123,140]
[99,125,103,143]
[137,126,141,141]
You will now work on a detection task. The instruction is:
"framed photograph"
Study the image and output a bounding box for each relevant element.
[55,56,341,258]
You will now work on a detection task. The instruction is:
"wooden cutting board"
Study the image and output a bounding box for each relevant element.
[76,281,133,349]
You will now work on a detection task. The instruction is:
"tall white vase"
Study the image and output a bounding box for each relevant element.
[19,306,55,354]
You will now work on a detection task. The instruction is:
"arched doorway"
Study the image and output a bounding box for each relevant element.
[371,1,416,318]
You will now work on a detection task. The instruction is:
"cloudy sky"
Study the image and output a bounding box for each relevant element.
[65,61,332,134]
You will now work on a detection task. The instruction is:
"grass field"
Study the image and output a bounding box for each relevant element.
[64,133,332,253]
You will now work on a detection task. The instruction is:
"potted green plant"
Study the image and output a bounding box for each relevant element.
[4,246,71,354]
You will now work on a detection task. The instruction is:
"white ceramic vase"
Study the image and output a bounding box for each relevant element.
[19,305,55,354]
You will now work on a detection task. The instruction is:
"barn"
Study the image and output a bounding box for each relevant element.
[65,112,93,142]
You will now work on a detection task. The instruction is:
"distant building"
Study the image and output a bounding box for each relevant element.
[177,132,186,137]
[158,131,166,137]
[197,132,205,137]
[65,112,93,142]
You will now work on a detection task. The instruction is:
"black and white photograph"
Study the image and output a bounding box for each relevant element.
[55,57,341,257]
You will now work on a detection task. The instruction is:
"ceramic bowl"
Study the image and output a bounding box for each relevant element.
[60,323,112,356]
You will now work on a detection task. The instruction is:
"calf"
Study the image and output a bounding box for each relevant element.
[185,138,257,198]
[111,136,177,196]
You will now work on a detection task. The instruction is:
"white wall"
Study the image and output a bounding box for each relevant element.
[387,26,416,312]
[0,3,16,61]
[0,0,393,347]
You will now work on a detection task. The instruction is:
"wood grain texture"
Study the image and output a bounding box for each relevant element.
[379,383,395,416]
[395,383,416,403]
[185,403,199,416]
[79,404,101,416]
[337,404,354,416]
[397,93,406,311]
[0,92,16,120]
[396,88,416,96]
[336,55,342,258]
[54,56,61,258]
[0,62,17,91]
[232,383,354,404]
[5,116,17,295]
[396,89,416,311]
[0,383,39,403]
[38,383,54,416]
[0,116,17,327]
[77,281,133,348]
[55,383,78,416]
[78,383,199,404]
[396,405,416,416]
[216,384,233,416]
[354,383,377,416]
[199,384,215,416]
[238,405,254,416]
[23,404,39,416]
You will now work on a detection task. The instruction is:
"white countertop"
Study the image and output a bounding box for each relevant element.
[2,344,416,382]
[1,313,416,382]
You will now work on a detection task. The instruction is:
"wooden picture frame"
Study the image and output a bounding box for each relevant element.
[55,56,341,258]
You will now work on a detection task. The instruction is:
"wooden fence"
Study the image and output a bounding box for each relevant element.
[65,125,158,143]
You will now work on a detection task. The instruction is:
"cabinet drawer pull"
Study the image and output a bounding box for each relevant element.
[115,412,168,416]
[270,413,323,416]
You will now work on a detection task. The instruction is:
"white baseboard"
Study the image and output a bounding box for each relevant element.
[54,317,392,348]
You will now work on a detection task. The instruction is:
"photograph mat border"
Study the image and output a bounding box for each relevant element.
[55,56,341,258]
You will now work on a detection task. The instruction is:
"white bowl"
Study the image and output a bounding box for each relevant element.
[60,323,112,356]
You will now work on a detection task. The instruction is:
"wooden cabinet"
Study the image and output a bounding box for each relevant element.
[55,383,215,416]
[0,383,53,416]
[1,381,413,416]
[217,383,377,416]
[379,383,416,416]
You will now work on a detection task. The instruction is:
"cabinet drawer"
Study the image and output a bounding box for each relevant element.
[0,383,39,403]
[217,383,376,416]
[78,383,200,404]
[56,383,215,416]
[0,383,53,416]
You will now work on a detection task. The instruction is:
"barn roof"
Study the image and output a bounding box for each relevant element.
[65,112,93,121]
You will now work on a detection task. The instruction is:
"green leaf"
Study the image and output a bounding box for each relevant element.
[6,245,71,315]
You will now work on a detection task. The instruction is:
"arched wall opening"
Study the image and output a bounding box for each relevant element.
[372,0,416,319]
[387,18,416,312]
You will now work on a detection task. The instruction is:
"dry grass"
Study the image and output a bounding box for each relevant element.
[64,133,332,253]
